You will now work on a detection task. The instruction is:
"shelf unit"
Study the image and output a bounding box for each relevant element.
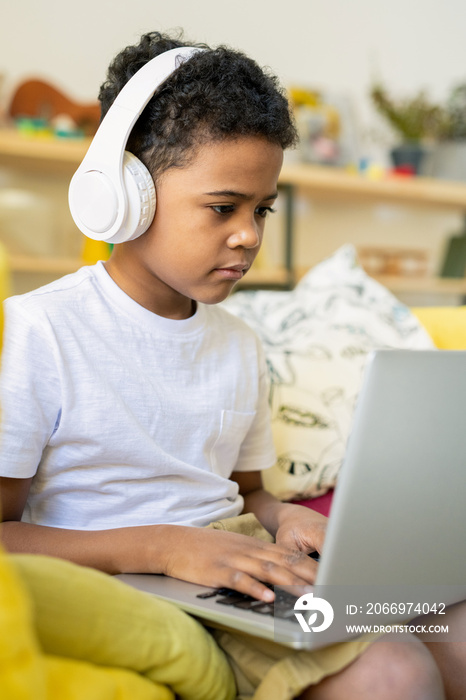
[269,163,466,294]
[1,128,466,296]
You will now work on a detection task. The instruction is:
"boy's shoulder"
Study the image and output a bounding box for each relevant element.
[5,265,99,314]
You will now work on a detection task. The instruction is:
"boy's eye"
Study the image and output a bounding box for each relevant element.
[255,206,276,219]
[212,205,235,215]
[211,204,276,218]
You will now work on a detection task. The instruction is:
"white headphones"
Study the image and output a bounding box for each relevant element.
[69,46,200,244]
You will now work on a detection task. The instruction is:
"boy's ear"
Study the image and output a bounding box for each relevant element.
[68,47,201,245]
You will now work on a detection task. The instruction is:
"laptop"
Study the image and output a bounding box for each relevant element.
[117,350,466,649]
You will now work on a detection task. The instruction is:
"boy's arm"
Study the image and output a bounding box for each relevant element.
[0,475,176,574]
[1,475,320,601]
[232,470,328,554]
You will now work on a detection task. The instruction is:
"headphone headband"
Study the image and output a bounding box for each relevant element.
[69,46,201,244]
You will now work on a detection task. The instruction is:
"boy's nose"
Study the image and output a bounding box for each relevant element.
[227,221,261,249]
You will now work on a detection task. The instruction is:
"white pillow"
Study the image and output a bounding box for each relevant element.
[223,245,435,501]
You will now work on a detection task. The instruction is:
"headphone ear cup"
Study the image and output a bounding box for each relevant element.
[110,151,156,244]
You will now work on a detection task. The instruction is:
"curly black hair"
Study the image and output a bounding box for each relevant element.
[99,31,298,181]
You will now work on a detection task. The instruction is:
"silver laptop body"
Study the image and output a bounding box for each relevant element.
[118,350,466,649]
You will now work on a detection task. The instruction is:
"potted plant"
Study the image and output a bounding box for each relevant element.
[428,83,466,181]
[370,83,444,174]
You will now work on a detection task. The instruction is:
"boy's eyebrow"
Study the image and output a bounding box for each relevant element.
[204,189,278,201]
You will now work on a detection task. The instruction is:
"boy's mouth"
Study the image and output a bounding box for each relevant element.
[214,264,250,280]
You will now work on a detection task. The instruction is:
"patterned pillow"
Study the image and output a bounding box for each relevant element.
[223,245,435,501]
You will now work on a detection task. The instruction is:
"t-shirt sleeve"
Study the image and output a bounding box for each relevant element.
[233,341,276,473]
[0,298,61,478]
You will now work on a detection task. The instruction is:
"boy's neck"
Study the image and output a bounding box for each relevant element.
[103,257,196,320]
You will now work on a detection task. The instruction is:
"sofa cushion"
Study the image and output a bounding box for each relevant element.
[224,245,434,501]
[0,539,174,699]
[8,553,235,700]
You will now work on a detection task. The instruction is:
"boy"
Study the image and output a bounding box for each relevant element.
[0,31,462,699]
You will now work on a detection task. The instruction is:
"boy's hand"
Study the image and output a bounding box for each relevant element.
[160,526,318,602]
[232,471,328,562]
[275,503,327,557]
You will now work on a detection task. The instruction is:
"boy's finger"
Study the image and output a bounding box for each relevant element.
[239,554,318,592]
[224,569,276,602]
[257,545,319,580]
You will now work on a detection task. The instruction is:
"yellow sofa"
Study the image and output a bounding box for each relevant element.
[411,306,466,350]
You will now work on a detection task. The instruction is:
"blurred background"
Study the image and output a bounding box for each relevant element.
[1,0,466,304]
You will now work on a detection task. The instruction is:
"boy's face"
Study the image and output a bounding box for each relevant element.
[106,135,283,318]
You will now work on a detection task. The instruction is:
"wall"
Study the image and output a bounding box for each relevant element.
[1,0,466,301]
[2,0,466,149]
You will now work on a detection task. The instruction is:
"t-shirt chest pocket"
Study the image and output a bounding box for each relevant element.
[209,409,256,477]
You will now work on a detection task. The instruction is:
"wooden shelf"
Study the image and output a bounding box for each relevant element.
[279,163,466,210]
[0,128,91,174]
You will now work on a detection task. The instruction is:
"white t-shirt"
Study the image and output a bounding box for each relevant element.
[0,262,276,529]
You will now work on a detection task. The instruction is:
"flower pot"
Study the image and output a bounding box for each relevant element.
[390,143,427,174]
[427,141,466,181]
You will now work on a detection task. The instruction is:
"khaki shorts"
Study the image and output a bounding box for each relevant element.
[207,514,376,700]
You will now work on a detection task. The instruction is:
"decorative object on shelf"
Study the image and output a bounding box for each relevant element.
[390,143,426,175]
[371,81,466,180]
[439,224,466,278]
[8,79,100,136]
[358,246,428,277]
[428,83,466,181]
[289,87,359,168]
[439,83,466,140]
[370,83,442,174]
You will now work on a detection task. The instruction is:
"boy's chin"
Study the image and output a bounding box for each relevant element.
[195,283,239,306]
[197,294,234,306]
